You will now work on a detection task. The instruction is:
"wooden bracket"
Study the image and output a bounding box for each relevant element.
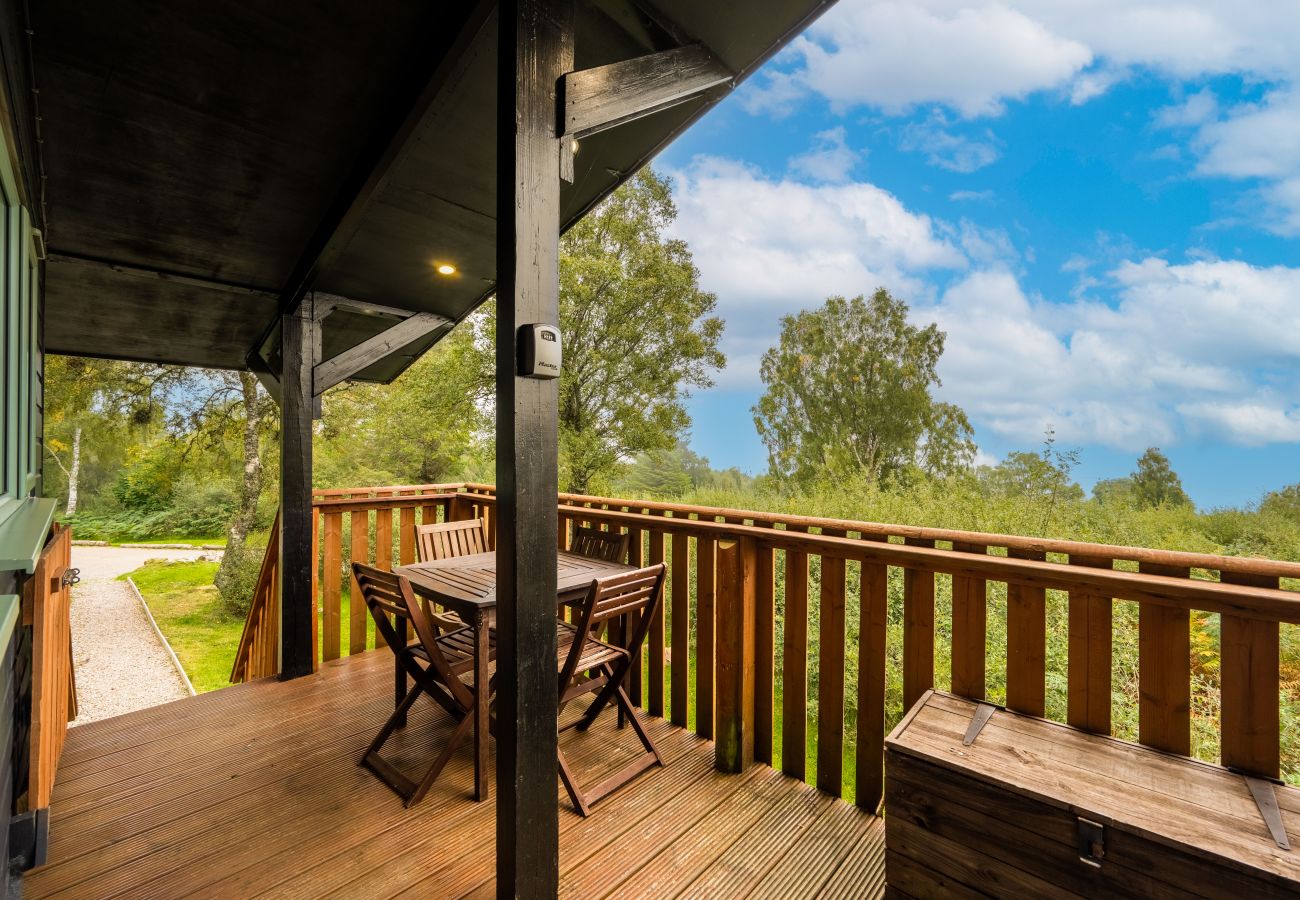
[1246,776,1292,850]
[312,311,448,395]
[560,44,732,139]
[962,702,997,746]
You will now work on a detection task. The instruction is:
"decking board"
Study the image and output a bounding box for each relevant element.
[25,649,884,899]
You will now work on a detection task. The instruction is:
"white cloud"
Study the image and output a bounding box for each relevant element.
[949,189,995,203]
[924,258,1300,447]
[762,2,1300,115]
[667,157,964,386]
[789,127,862,183]
[670,161,1300,448]
[749,3,1091,118]
[899,115,1001,172]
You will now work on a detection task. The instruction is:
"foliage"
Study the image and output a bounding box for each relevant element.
[977,433,1083,532]
[316,321,491,488]
[612,441,754,499]
[753,289,975,488]
[556,168,725,493]
[213,534,269,616]
[1261,483,1300,522]
[1131,447,1192,508]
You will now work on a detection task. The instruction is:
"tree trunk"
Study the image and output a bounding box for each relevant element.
[64,426,82,517]
[228,372,265,547]
[216,373,265,595]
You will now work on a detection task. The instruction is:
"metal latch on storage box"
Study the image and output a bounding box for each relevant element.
[1076,818,1105,867]
[962,702,996,746]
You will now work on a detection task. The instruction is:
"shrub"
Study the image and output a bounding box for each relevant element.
[214,537,267,617]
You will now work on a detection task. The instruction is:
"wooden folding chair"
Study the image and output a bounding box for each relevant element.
[556,563,667,816]
[569,526,629,563]
[414,519,488,631]
[417,518,489,562]
[354,563,494,807]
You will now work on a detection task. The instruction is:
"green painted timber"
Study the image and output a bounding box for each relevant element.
[0,498,55,573]
[0,593,17,650]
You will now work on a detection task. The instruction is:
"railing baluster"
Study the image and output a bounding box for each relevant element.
[1137,562,1192,755]
[1006,549,1047,716]
[950,543,988,700]
[754,543,775,763]
[349,510,368,655]
[817,553,846,796]
[783,545,809,780]
[902,538,936,711]
[322,511,342,661]
[715,537,757,773]
[670,531,690,728]
[628,522,644,708]
[648,530,666,717]
[310,508,318,667]
[697,536,717,740]
[1220,571,1281,779]
[1068,554,1114,734]
[399,507,416,566]
[857,559,888,812]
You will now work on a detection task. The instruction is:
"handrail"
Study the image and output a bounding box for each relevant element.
[233,482,1300,806]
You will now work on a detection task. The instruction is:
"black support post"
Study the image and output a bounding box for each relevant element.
[279,301,315,679]
[495,0,569,895]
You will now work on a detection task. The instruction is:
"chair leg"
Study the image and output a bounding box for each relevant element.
[614,685,664,765]
[576,663,622,732]
[363,681,425,764]
[394,655,409,729]
[407,704,475,807]
[557,746,592,817]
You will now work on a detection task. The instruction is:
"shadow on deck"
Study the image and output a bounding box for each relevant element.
[24,650,884,898]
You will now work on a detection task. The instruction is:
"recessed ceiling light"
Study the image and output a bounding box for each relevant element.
[436,263,457,276]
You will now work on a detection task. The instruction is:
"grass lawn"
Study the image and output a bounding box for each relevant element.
[123,560,244,693]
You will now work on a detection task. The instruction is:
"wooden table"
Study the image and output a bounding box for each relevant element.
[396,550,634,800]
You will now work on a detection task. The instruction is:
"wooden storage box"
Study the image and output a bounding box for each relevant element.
[884,691,1300,898]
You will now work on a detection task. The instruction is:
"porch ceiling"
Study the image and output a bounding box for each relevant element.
[31,0,831,379]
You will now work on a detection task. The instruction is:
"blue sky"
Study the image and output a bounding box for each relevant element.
[651,0,1300,508]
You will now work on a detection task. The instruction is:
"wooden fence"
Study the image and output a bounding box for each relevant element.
[24,524,76,811]
[232,483,1300,811]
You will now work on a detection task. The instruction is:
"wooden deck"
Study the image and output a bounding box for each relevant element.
[24,650,884,898]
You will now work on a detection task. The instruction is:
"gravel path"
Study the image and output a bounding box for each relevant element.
[69,546,221,725]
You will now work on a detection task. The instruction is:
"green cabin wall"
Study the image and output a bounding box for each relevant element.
[0,0,48,882]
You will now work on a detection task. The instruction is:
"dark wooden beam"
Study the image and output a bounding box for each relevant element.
[47,250,277,297]
[495,0,568,893]
[246,347,282,406]
[274,0,495,315]
[561,44,733,139]
[278,302,316,679]
[312,311,448,394]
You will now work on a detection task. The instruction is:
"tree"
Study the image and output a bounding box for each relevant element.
[1261,483,1300,521]
[1091,477,1135,506]
[1131,447,1191,508]
[317,320,492,487]
[556,168,724,493]
[753,289,974,487]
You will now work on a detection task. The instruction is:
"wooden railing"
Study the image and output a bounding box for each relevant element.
[229,512,282,682]
[23,523,76,811]
[232,483,1300,810]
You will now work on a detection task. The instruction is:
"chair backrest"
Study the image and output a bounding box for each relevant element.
[569,526,630,563]
[353,563,442,659]
[560,564,666,687]
[417,518,488,563]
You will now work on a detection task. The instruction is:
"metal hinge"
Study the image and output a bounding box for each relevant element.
[60,567,80,588]
[1076,817,1105,867]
